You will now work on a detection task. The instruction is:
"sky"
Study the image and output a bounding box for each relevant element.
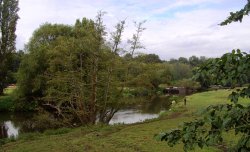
[16,0,250,60]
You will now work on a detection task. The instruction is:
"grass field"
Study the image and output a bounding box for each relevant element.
[1,89,249,152]
[0,87,15,111]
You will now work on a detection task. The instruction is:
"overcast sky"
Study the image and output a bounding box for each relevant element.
[16,0,250,60]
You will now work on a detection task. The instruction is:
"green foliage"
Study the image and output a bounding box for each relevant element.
[122,87,152,97]
[16,14,129,125]
[127,63,172,91]
[194,50,250,89]
[123,57,194,95]
[0,96,14,111]
[174,79,201,89]
[169,63,192,81]
[15,23,72,110]
[15,12,197,128]
[158,50,250,151]
[134,53,162,63]
[20,112,64,132]
[0,0,19,94]
[169,56,207,67]
[5,51,24,84]
[0,87,15,111]
[193,59,215,89]
[189,55,200,67]
[220,1,250,25]
[210,50,249,87]
[178,57,189,64]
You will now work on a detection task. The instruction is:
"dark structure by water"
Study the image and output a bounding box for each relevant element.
[0,124,8,138]
[163,87,195,95]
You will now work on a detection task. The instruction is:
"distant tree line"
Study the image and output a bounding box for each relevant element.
[124,52,209,67]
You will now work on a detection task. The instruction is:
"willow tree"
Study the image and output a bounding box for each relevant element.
[42,16,128,125]
[17,12,130,125]
[0,0,19,95]
[16,24,72,110]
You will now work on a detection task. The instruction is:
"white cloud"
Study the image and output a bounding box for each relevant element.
[16,0,250,60]
[142,7,250,59]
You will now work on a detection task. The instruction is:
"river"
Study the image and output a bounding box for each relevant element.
[0,96,172,139]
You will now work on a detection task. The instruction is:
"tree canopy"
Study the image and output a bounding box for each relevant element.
[16,13,137,125]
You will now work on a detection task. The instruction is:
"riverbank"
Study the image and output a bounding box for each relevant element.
[1,89,249,152]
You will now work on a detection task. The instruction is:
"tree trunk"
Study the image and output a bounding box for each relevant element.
[0,124,8,138]
[100,67,112,122]
[90,57,98,124]
[0,83,4,95]
[99,108,119,124]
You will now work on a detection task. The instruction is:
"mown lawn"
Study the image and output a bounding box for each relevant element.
[1,89,249,152]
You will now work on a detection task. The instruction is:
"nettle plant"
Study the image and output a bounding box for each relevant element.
[157,1,250,152]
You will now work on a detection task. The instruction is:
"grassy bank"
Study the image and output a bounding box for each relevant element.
[1,89,249,152]
[0,87,15,111]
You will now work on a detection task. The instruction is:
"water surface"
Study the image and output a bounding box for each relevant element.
[0,96,172,138]
[109,96,172,124]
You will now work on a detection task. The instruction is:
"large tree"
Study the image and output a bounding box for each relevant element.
[16,14,129,125]
[0,0,19,95]
[16,23,72,109]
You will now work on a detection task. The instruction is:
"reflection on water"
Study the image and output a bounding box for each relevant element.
[0,96,172,138]
[140,96,172,113]
[109,109,159,124]
[0,112,33,139]
[0,121,19,138]
[110,96,172,124]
